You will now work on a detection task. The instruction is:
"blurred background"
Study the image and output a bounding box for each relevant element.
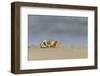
[28,15,88,48]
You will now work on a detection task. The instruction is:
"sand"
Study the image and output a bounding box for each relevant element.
[28,47,88,61]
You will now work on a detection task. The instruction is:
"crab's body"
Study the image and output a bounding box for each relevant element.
[40,40,59,48]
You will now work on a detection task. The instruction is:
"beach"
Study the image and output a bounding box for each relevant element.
[28,46,88,61]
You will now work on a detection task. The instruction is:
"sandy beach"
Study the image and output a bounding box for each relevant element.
[28,46,88,61]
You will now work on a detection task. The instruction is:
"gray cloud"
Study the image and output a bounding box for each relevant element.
[28,15,88,47]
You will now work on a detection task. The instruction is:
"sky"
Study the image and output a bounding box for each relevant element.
[28,15,88,47]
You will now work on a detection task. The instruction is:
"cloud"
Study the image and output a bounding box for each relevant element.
[28,15,88,46]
